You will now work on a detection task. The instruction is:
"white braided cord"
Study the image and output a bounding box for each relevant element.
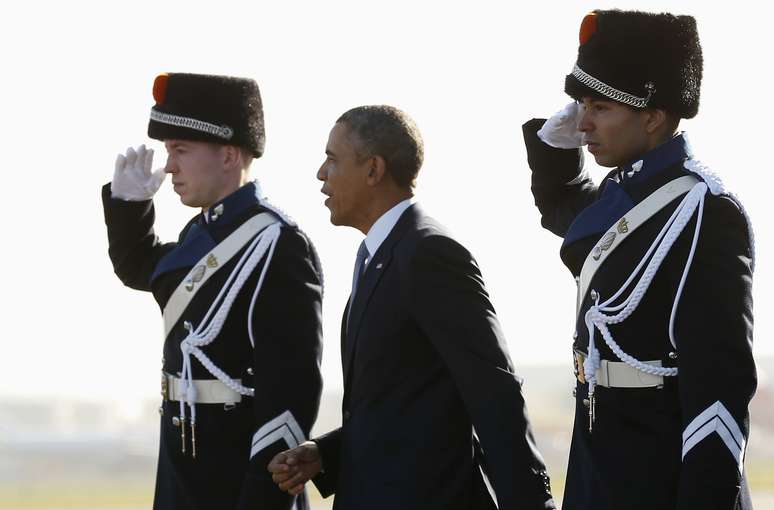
[175,182,327,427]
[178,223,282,425]
[669,195,705,349]
[583,182,708,399]
[591,189,691,315]
[247,232,281,348]
[191,220,264,336]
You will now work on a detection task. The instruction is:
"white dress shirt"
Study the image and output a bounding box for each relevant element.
[362,197,415,264]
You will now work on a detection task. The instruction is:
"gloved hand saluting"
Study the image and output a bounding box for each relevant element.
[537,101,586,149]
[111,144,166,201]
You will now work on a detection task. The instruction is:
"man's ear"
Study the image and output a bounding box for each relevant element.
[366,155,388,186]
[222,145,243,172]
[644,108,668,135]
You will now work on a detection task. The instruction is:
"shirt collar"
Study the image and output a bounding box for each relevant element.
[201,180,264,225]
[614,132,693,186]
[363,198,415,260]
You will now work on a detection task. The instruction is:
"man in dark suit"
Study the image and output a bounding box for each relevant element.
[268,105,554,509]
[102,73,323,509]
[522,10,756,509]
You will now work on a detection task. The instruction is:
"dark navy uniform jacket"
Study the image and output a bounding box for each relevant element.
[523,119,756,510]
[102,182,323,510]
[311,204,555,510]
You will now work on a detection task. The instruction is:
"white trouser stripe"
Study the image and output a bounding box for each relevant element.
[249,410,305,459]
[682,401,746,471]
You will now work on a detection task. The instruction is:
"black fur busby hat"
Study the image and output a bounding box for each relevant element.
[564,10,703,119]
[148,73,265,158]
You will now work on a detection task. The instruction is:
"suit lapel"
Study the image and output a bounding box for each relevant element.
[341,204,421,389]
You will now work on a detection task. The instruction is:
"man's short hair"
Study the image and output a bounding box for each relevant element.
[336,105,424,189]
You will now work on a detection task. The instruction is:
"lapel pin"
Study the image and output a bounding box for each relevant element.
[376,263,383,269]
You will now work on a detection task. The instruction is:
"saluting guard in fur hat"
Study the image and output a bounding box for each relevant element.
[522,10,756,509]
[102,73,324,510]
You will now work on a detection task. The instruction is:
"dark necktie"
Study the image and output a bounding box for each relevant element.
[347,241,369,327]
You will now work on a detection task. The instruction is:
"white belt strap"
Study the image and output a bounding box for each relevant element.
[596,359,663,388]
[162,372,242,404]
[576,175,699,318]
[162,213,278,338]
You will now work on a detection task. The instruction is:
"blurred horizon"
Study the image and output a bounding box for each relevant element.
[2,359,774,509]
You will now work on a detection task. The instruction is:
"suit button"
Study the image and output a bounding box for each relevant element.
[343,410,351,422]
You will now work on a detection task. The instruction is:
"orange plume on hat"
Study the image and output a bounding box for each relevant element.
[579,12,597,45]
[153,73,169,105]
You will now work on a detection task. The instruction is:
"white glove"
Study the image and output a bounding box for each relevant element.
[537,102,586,149]
[111,144,166,201]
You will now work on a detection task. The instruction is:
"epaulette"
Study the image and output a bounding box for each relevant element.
[254,187,325,294]
[684,159,756,271]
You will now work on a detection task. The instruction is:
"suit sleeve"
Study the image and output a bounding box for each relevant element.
[310,427,342,497]
[101,183,175,291]
[410,235,555,510]
[673,195,756,509]
[522,118,596,237]
[237,227,324,509]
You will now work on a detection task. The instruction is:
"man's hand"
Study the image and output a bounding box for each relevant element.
[537,101,586,149]
[267,441,322,495]
[111,144,166,201]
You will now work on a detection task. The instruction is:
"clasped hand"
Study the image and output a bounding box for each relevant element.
[267,441,323,496]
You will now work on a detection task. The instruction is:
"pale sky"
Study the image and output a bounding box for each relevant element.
[1,0,771,402]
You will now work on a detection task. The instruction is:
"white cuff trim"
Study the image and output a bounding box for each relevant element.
[682,400,746,472]
[250,410,305,460]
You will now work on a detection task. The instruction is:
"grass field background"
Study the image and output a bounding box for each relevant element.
[3,361,772,509]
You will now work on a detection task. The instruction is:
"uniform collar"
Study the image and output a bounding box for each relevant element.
[150,181,264,284]
[561,133,692,249]
[201,180,264,225]
[611,132,692,188]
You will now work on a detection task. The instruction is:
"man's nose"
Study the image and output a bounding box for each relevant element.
[578,109,592,133]
[164,156,176,174]
[316,163,327,181]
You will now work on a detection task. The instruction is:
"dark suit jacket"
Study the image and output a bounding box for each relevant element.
[313,204,554,510]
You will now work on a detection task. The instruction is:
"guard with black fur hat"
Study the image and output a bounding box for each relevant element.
[101,72,324,510]
[522,10,755,509]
